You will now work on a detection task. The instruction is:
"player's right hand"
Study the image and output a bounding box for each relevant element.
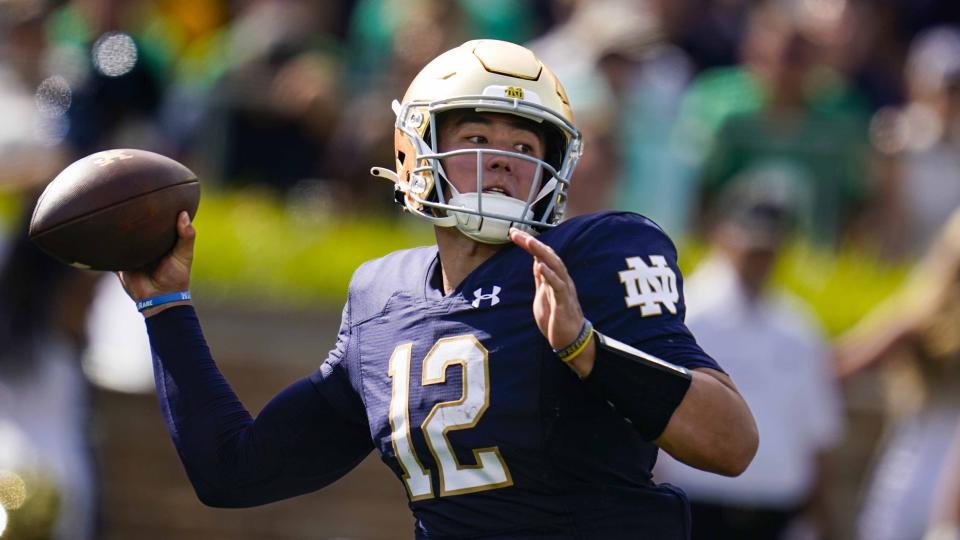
[117,210,195,307]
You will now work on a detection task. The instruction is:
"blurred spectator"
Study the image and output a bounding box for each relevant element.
[888,0,960,41]
[648,0,750,72]
[675,0,873,247]
[185,0,345,193]
[839,1,907,111]
[529,0,666,220]
[835,207,960,540]
[563,109,621,218]
[0,4,158,536]
[43,0,167,153]
[0,421,63,539]
[656,175,843,539]
[602,39,698,234]
[0,0,69,185]
[926,426,960,539]
[0,200,100,540]
[347,0,540,89]
[869,26,960,258]
[327,0,475,212]
[82,274,156,394]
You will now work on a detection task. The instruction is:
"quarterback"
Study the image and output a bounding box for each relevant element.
[120,40,758,539]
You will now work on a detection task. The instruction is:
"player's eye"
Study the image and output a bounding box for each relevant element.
[514,143,535,154]
[466,135,488,144]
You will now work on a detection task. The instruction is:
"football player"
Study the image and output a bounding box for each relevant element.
[119,40,758,539]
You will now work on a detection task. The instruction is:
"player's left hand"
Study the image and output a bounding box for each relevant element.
[509,228,585,351]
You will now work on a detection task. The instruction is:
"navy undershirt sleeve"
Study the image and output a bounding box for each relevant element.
[146,305,374,508]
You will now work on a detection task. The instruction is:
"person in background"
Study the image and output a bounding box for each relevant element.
[836,208,960,540]
[656,175,843,540]
[677,0,872,247]
[926,426,960,539]
[0,3,98,536]
[0,199,99,540]
[885,26,960,257]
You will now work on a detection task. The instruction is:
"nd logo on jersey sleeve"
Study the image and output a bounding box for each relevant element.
[618,255,678,316]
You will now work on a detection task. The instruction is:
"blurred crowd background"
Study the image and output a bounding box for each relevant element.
[2,0,960,538]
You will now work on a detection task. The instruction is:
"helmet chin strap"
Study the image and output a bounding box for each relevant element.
[448,191,532,244]
[444,179,558,244]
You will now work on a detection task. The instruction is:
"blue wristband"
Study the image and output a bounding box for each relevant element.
[136,291,191,312]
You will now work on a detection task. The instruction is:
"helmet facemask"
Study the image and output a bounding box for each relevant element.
[369,39,583,244]
[390,95,582,244]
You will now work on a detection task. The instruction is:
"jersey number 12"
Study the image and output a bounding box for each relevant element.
[388,335,513,500]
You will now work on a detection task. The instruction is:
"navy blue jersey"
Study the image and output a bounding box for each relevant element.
[146,211,721,540]
[313,211,720,538]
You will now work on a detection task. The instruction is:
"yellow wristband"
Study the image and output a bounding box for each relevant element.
[554,319,594,363]
[560,329,594,363]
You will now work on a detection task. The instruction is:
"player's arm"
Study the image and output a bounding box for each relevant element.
[510,226,758,477]
[651,367,757,476]
[566,331,756,477]
[118,212,374,507]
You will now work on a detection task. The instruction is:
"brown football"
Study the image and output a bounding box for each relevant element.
[29,148,200,271]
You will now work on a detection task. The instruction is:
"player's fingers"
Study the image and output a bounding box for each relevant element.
[510,228,549,258]
[510,228,571,281]
[537,260,569,296]
[177,211,196,239]
[172,211,196,263]
[509,227,527,246]
[510,228,553,260]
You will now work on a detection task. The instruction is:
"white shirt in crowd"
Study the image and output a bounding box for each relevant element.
[655,255,843,508]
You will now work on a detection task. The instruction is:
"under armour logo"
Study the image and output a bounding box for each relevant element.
[618,255,678,317]
[471,286,501,308]
[93,150,134,167]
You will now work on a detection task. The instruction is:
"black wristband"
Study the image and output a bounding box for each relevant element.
[584,331,692,441]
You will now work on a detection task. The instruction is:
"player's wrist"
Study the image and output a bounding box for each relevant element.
[137,291,192,316]
[566,339,596,378]
[141,300,193,318]
[553,319,593,360]
[551,319,596,378]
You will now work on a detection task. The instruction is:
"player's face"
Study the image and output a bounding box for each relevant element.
[437,111,547,200]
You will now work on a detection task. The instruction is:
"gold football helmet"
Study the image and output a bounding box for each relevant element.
[371,39,583,243]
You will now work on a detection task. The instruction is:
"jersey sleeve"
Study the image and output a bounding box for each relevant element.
[562,213,723,373]
[146,303,373,508]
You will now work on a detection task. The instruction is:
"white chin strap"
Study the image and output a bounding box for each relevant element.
[370,167,557,244]
[446,191,535,244]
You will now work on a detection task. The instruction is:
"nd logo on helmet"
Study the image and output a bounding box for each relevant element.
[505,86,524,99]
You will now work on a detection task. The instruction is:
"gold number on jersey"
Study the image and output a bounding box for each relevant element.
[387,335,513,500]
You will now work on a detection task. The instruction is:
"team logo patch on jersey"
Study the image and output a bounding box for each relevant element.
[471,286,501,308]
[618,256,678,316]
